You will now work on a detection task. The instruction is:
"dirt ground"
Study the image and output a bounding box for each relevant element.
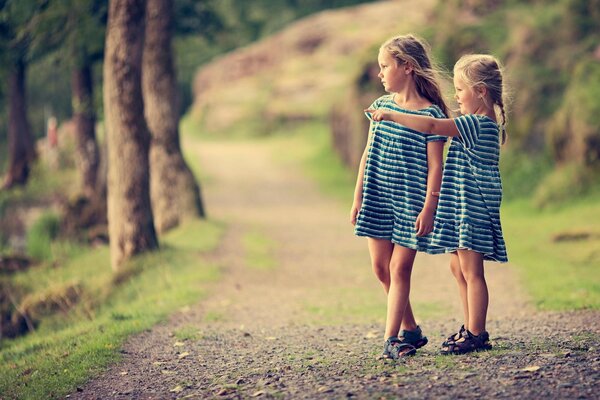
[70,140,600,399]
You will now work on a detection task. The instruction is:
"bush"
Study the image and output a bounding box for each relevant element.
[26,212,60,262]
[532,163,599,208]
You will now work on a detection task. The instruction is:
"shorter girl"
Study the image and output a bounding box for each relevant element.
[367,54,509,354]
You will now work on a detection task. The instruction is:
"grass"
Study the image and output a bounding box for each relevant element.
[502,197,600,310]
[241,228,277,270]
[174,325,202,342]
[0,219,225,400]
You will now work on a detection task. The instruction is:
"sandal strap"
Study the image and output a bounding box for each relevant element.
[399,325,423,342]
[387,341,416,359]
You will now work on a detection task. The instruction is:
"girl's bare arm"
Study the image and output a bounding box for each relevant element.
[365,108,460,137]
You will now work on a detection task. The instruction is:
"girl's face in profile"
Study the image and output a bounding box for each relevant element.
[377,50,407,93]
[453,76,481,115]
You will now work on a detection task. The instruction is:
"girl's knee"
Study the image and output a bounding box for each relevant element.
[389,260,412,281]
[461,267,486,282]
[372,262,390,284]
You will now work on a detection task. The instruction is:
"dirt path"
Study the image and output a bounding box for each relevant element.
[71,139,599,399]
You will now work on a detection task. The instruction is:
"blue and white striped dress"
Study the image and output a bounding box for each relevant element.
[354,95,447,252]
[431,114,508,262]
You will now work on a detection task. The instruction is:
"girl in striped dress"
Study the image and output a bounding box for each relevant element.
[367,54,509,354]
[350,34,449,360]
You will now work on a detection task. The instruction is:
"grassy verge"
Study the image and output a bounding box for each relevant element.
[0,219,225,400]
[267,121,600,312]
[502,198,600,310]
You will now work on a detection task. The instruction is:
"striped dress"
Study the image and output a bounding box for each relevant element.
[354,95,447,252]
[431,114,508,262]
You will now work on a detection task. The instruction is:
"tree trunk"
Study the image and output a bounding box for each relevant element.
[72,63,101,199]
[142,0,205,234]
[103,0,158,271]
[3,59,36,190]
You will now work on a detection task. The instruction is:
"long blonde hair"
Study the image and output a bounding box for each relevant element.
[381,34,450,117]
[454,54,508,144]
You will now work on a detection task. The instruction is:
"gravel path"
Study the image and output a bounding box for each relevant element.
[70,139,600,399]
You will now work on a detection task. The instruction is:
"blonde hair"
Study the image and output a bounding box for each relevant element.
[454,54,508,144]
[381,34,450,118]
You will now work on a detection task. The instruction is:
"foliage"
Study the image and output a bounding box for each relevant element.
[26,211,60,262]
[0,219,224,399]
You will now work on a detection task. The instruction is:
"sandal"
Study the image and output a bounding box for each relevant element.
[442,325,466,347]
[398,326,428,349]
[441,329,492,355]
[381,337,416,360]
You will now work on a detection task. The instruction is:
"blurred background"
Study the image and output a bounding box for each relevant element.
[0,1,599,395]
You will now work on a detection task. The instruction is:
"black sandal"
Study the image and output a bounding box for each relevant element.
[441,329,492,355]
[442,325,466,347]
[398,326,428,349]
[381,337,416,360]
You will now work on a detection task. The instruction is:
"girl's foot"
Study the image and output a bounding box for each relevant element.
[442,325,466,347]
[380,337,417,360]
[440,329,492,355]
[398,325,428,349]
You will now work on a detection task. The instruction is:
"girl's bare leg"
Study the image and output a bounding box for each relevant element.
[457,249,488,335]
[449,252,469,329]
[400,301,418,332]
[367,238,394,292]
[384,245,417,339]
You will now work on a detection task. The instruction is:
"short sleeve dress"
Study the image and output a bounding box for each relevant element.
[354,94,447,252]
[431,114,508,262]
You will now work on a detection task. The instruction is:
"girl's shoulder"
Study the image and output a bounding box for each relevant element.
[369,94,395,109]
[424,104,446,118]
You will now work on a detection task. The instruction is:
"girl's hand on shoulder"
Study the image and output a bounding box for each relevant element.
[350,201,361,226]
[365,108,389,122]
[415,207,435,236]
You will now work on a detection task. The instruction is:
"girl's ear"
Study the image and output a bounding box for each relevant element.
[476,84,488,98]
[404,62,414,75]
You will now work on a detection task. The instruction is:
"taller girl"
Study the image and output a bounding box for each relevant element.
[368,54,509,354]
[350,34,450,359]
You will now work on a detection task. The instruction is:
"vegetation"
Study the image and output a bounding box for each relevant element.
[0,217,224,399]
[0,0,598,398]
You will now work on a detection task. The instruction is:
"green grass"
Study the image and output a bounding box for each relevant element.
[26,211,61,262]
[0,218,225,400]
[502,198,600,310]
[174,325,202,342]
[241,228,277,270]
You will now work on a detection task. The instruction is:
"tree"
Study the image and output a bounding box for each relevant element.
[67,0,106,199]
[143,0,205,234]
[103,0,157,270]
[0,0,39,189]
[31,0,106,199]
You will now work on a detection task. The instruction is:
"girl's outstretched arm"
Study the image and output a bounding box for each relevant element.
[365,108,460,137]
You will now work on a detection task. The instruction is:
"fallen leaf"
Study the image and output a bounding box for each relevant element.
[521,366,541,372]
[152,361,165,366]
[265,336,277,341]
[318,386,333,393]
[161,369,175,375]
[178,352,190,359]
[170,385,183,394]
[174,341,185,347]
[364,331,379,339]
[119,371,128,376]
[251,390,265,397]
